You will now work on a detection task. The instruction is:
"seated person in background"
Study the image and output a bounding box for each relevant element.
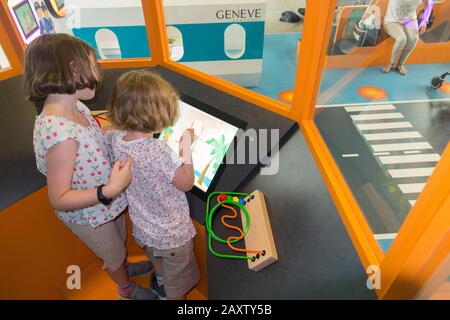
[292,0,372,18]
[363,0,433,75]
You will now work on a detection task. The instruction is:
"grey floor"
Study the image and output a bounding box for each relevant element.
[207,125,376,300]
[315,102,450,237]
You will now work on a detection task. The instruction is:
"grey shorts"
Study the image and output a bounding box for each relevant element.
[144,239,200,298]
[64,214,127,272]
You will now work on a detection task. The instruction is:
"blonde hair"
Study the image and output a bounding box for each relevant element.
[108,70,179,133]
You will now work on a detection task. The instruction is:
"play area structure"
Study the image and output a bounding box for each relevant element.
[9,0,265,87]
[0,0,449,300]
[326,0,450,67]
[206,190,277,271]
[94,111,278,272]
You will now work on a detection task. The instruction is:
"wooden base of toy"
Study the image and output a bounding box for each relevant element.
[241,190,278,271]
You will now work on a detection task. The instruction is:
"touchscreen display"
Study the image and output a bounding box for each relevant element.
[160,100,239,192]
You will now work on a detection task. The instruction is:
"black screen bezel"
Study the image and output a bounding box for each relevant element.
[156,94,247,200]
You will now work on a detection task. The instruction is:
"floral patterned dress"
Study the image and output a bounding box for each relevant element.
[107,130,196,250]
[33,102,128,228]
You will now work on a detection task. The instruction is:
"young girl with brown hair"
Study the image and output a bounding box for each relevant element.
[24,34,157,300]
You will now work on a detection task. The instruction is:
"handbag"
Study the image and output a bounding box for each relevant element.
[354,11,380,47]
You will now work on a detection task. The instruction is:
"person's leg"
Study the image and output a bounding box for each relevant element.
[100,218,156,299]
[159,239,200,301]
[152,258,164,275]
[105,215,130,287]
[123,222,154,277]
[143,246,166,299]
[150,255,164,289]
[383,22,408,72]
[108,264,129,287]
[65,219,129,286]
[397,20,419,75]
[64,219,156,299]
[167,294,186,300]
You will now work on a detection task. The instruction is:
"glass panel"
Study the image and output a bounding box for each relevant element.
[163,0,307,105]
[314,0,450,252]
[415,253,450,300]
[6,0,151,59]
[0,44,11,70]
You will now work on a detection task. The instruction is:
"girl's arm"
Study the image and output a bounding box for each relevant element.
[46,139,132,211]
[419,0,433,34]
[421,0,433,22]
[173,129,195,192]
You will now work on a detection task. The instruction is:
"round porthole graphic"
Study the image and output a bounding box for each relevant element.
[224,24,246,59]
[95,28,122,60]
[167,26,184,61]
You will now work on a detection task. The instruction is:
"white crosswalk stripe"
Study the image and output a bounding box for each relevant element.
[356,122,413,131]
[371,142,432,152]
[388,167,435,178]
[379,154,441,164]
[364,131,422,141]
[351,113,404,121]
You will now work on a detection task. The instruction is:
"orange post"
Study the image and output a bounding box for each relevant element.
[292,0,384,281]
[0,2,23,80]
[301,121,384,270]
[141,0,170,66]
[292,0,337,121]
[146,0,295,120]
[0,0,26,62]
[379,144,450,299]
[293,0,450,301]
[99,58,154,70]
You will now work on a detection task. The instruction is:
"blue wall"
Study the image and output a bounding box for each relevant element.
[72,21,265,62]
[73,26,151,59]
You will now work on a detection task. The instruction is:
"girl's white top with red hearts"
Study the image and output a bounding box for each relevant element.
[33,101,127,228]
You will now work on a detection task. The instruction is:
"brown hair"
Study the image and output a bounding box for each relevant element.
[108,70,179,133]
[23,34,101,110]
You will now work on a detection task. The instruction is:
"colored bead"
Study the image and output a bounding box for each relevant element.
[227,195,233,201]
[218,194,227,202]
[233,196,239,203]
[239,198,246,206]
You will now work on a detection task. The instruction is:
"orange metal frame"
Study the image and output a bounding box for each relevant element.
[293,0,449,299]
[0,0,157,73]
[0,0,448,299]
[146,0,450,299]
[0,1,22,81]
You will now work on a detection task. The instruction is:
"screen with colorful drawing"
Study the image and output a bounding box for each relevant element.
[12,0,39,39]
[160,99,240,193]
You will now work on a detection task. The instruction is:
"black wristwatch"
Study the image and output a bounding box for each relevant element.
[97,184,112,206]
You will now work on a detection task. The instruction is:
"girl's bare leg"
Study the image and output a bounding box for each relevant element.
[107,262,130,287]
